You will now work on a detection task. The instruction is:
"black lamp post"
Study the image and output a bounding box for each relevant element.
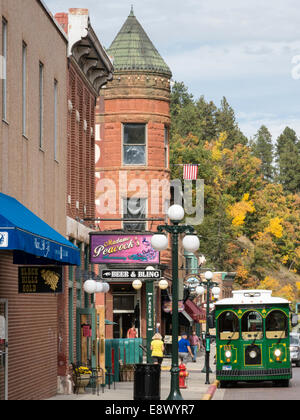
[151,205,200,401]
[197,270,220,385]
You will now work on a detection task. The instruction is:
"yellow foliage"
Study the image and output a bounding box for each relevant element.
[281,255,289,264]
[258,276,280,291]
[228,194,255,226]
[264,217,283,239]
[236,265,248,280]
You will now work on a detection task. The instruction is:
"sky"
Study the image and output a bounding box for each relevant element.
[46,0,300,142]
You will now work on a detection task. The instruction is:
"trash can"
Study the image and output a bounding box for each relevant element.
[134,364,161,400]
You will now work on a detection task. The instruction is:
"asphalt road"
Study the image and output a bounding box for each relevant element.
[216,364,300,400]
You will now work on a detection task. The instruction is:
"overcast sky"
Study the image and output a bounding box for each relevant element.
[46,0,300,142]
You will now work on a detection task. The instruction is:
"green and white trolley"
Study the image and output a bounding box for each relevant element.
[215,290,293,388]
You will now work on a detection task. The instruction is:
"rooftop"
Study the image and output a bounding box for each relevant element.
[107,6,172,77]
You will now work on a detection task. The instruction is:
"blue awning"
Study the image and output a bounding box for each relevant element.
[0,193,80,266]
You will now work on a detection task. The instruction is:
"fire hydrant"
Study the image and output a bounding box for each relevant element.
[179,362,189,389]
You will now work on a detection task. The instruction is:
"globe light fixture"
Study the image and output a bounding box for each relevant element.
[196,285,205,296]
[132,279,143,290]
[158,278,169,290]
[102,282,110,293]
[168,204,185,222]
[182,235,200,253]
[96,282,104,293]
[151,234,168,251]
[83,279,97,294]
[212,286,221,298]
[205,271,213,281]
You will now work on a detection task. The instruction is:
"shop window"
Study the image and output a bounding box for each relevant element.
[123,123,146,165]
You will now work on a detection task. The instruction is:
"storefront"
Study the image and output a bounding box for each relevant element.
[0,193,80,400]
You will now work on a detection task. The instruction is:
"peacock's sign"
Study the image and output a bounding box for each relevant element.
[89,233,160,264]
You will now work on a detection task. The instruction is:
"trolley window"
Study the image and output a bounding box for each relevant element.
[241,311,263,340]
[218,311,239,340]
[266,310,288,339]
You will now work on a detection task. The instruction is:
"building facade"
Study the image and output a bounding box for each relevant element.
[54,8,113,393]
[94,7,172,341]
[0,0,80,400]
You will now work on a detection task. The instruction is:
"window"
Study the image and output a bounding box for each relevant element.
[123,123,146,165]
[266,310,288,339]
[241,311,263,340]
[123,198,146,231]
[22,42,27,136]
[39,62,44,148]
[164,125,169,168]
[218,311,239,340]
[54,79,58,160]
[2,18,7,121]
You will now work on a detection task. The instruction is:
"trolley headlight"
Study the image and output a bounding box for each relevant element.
[274,349,281,358]
[225,350,232,359]
[249,350,257,359]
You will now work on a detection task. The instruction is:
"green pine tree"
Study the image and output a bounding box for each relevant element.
[275,127,300,194]
[252,125,274,182]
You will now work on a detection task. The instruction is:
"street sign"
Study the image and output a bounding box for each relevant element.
[101,269,161,280]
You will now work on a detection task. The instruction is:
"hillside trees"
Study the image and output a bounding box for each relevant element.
[170,82,300,301]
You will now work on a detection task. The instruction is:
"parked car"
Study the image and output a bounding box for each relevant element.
[290,333,300,367]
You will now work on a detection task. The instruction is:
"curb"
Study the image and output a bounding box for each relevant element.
[202,380,220,400]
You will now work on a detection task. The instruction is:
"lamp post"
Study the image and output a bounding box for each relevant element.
[151,205,200,401]
[196,270,220,385]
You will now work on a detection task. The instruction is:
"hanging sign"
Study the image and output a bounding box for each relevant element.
[18,266,63,294]
[90,233,159,264]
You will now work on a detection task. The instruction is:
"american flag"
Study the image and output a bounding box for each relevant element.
[183,164,198,180]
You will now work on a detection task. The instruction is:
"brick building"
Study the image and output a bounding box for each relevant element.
[54,8,113,393]
[0,0,80,400]
[94,7,173,340]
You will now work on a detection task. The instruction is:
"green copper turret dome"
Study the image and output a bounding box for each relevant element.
[107,7,172,77]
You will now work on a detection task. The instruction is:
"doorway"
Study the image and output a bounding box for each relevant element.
[112,292,137,338]
[113,313,135,338]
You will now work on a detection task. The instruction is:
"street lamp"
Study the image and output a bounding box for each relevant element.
[84,279,110,294]
[196,270,220,384]
[151,204,200,401]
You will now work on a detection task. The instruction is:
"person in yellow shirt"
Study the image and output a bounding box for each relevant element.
[150,333,164,365]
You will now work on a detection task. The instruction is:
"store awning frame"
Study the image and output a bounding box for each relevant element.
[0,193,80,266]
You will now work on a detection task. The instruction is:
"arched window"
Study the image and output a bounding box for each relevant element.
[241,311,263,340]
[265,310,288,339]
[218,311,239,340]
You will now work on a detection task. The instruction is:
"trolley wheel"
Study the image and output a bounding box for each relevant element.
[219,381,228,389]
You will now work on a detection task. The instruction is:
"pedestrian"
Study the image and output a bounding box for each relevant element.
[150,333,164,365]
[178,332,193,363]
[189,331,201,362]
[127,324,137,339]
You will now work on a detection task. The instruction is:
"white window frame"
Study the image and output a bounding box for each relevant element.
[2,18,7,122]
[22,41,27,136]
[122,122,147,166]
[54,79,58,161]
[39,62,44,149]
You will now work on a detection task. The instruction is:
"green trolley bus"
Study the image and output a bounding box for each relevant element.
[215,289,293,388]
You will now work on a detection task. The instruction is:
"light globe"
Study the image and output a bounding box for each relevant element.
[102,282,110,293]
[158,279,169,290]
[132,279,142,290]
[182,235,200,253]
[212,286,221,298]
[84,279,97,294]
[196,285,205,296]
[168,205,185,222]
[96,282,104,293]
[204,271,213,281]
[151,234,168,251]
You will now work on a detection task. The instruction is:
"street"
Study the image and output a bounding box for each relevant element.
[215,365,300,400]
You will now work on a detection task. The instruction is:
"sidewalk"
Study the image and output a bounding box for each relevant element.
[48,346,222,401]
